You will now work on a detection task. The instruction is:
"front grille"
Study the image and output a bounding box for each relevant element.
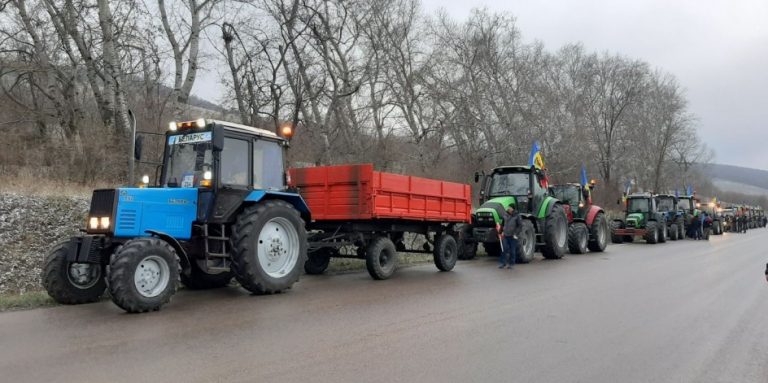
[118,209,138,231]
[89,189,116,217]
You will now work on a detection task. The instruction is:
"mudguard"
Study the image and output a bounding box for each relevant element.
[537,197,560,219]
[585,206,603,226]
[244,190,311,221]
[145,230,191,276]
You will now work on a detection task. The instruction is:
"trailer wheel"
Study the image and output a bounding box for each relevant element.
[516,220,535,264]
[644,221,659,244]
[42,241,106,305]
[433,235,458,272]
[541,204,568,259]
[568,223,588,254]
[304,248,335,275]
[108,238,180,313]
[587,213,608,252]
[231,200,307,294]
[180,260,232,290]
[610,220,624,244]
[365,237,398,280]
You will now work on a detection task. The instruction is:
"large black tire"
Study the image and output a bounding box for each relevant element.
[457,225,477,260]
[365,236,398,280]
[180,260,233,290]
[42,241,106,305]
[568,223,588,254]
[588,213,609,252]
[304,248,336,275]
[610,220,624,244]
[231,200,307,294]
[669,223,679,241]
[644,221,659,244]
[108,237,180,313]
[541,204,568,259]
[677,219,685,240]
[516,220,536,264]
[433,235,458,272]
[483,242,501,257]
[659,222,668,243]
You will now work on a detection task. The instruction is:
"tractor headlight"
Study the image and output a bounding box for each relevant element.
[195,118,206,128]
[168,121,177,131]
[99,217,110,229]
[89,217,99,230]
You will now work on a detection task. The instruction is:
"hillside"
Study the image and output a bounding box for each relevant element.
[697,163,768,196]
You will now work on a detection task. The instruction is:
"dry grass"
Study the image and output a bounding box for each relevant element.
[0,173,113,197]
[0,291,56,312]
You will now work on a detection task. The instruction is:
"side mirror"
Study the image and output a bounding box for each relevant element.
[212,125,224,151]
[134,135,143,161]
[474,172,480,183]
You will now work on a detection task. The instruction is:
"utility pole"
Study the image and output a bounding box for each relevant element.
[128,109,136,185]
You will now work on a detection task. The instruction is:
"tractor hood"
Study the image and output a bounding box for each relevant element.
[475,196,516,225]
[86,187,199,240]
[626,212,646,228]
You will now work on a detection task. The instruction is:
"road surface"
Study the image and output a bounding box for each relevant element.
[2,230,768,383]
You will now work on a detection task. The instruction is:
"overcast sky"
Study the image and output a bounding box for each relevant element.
[194,0,768,170]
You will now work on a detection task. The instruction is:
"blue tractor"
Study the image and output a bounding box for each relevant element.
[655,194,683,241]
[42,119,310,312]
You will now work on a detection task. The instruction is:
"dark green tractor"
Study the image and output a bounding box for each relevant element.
[467,166,568,263]
[611,193,667,244]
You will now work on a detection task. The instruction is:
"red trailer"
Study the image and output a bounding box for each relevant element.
[289,164,472,280]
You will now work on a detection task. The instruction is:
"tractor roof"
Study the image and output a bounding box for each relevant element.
[655,194,677,199]
[551,183,581,188]
[492,165,534,173]
[628,192,653,199]
[210,119,282,140]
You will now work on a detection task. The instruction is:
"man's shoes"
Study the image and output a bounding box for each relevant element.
[498,265,505,269]
[506,265,513,269]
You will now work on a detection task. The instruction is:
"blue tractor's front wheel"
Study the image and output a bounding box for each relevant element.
[108,238,180,313]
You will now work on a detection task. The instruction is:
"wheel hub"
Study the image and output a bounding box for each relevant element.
[257,217,300,278]
[67,263,101,289]
[134,255,170,298]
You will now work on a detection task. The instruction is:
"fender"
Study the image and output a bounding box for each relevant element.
[585,206,603,226]
[145,230,191,276]
[245,190,312,222]
[538,197,559,219]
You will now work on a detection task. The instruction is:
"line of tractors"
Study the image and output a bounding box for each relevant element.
[40,118,765,313]
[611,192,766,244]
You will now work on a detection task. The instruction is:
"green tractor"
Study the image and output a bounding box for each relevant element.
[611,193,667,244]
[468,166,568,263]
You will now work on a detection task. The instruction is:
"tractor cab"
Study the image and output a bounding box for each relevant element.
[549,183,589,219]
[474,165,550,224]
[625,193,657,229]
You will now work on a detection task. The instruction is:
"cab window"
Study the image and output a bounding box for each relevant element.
[220,137,250,187]
[253,140,285,190]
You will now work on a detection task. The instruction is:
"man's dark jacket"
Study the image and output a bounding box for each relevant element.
[501,210,523,237]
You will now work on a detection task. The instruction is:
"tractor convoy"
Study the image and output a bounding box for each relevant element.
[41,119,765,313]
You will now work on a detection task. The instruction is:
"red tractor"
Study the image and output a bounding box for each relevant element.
[549,182,609,253]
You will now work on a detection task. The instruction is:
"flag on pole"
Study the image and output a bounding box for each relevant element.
[686,185,693,196]
[529,141,545,170]
[580,165,589,187]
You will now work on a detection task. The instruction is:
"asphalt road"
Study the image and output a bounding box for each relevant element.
[2,230,768,383]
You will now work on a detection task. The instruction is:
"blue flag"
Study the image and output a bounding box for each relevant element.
[686,185,693,196]
[675,189,679,198]
[580,165,589,187]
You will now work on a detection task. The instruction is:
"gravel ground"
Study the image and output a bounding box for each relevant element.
[0,192,89,294]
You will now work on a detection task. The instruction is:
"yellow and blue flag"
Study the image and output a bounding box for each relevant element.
[529,141,545,169]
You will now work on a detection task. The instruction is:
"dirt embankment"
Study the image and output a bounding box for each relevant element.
[0,192,88,294]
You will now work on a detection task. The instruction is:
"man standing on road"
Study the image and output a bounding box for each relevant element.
[499,206,522,269]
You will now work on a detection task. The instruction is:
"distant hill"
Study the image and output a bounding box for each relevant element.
[697,163,768,196]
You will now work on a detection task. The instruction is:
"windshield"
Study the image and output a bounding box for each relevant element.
[489,172,530,197]
[550,185,580,206]
[164,132,213,187]
[657,197,675,212]
[628,198,650,213]
[678,198,692,211]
